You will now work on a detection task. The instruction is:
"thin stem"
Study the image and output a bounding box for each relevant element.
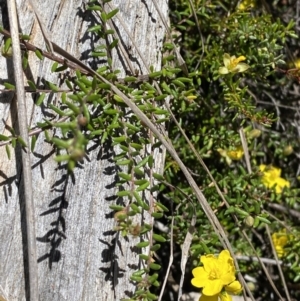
[7,0,39,300]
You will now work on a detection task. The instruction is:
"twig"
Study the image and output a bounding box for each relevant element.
[158,215,174,301]
[239,128,252,174]
[27,0,53,53]
[236,255,285,266]
[266,226,291,301]
[7,0,39,300]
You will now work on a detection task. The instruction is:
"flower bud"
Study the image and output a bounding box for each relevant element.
[283,145,293,156]
[244,215,254,227]
[248,129,261,139]
[114,210,127,222]
[247,282,256,291]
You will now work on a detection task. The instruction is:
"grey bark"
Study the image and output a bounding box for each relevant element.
[0,0,168,300]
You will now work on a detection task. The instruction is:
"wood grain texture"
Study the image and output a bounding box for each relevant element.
[0,0,168,300]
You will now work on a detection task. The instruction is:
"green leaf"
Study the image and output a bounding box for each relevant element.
[22,52,28,69]
[11,138,16,148]
[27,80,36,91]
[101,12,107,22]
[5,144,11,160]
[75,79,89,94]
[136,181,150,192]
[4,37,11,53]
[146,291,158,300]
[233,207,249,218]
[176,77,193,83]
[116,159,132,166]
[0,134,10,141]
[4,82,15,90]
[150,244,161,251]
[256,215,271,224]
[47,82,59,92]
[44,130,51,142]
[52,137,72,149]
[87,25,102,32]
[151,212,163,219]
[149,71,162,78]
[65,101,80,115]
[139,254,150,260]
[109,39,119,49]
[134,167,144,176]
[86,5,102,11]
[153,173,164,181]
[109,205,125,211]
[148,155,154,168]
[106,8,119,20]
[55,154,70,162]
[134,179,148,185]
[55,65,68,72]
[130,203,140,213]
[116,190,131,197]
[152,234,166,242]
[156,202,169,212]
[136,241,150,248]
[149,263,161,270]
[118,172,132,181]
[49,104,67,116]
[113,95,124,103]
[133,191,149,210]
[130,275,143,282]
[136,156,149,168]
[112,136,127,143]
[35,49,43,60]
[172,79,185,88]
[91,51,107,57]
[17,136,27,147]
[31,135,37,152]
[124,76,138,83]
[51,61,59,72]
[36,93,46,106]
[65,79,73,90]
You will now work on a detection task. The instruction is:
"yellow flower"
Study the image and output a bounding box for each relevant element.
[226,146,244,160]
[191,250,242,297]
[294,59,300,68]
[272,230,290,258]
[259,165,290,194]
[219,53,250,74]
[237,0,256,11]
[217,146,244,166]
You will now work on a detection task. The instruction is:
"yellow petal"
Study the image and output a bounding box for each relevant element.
[192,267,209,288]
[218,250,235,274]
[202,279,223,296]
[219,67,229,74]
[233,56,246,64]
[225,280,242,294]
[218,250,231,262]
[223,53,231,67]
[201,254,218,272]
[233,63,250,73]
[259,165,266,172]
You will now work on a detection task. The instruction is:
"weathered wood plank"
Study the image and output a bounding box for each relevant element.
[0,0,167,300]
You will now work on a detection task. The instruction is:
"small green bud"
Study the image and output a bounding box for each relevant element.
[283,145,293,156]
[248,129,261,139]
[244,215,254,227]
[247,282,256,291]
